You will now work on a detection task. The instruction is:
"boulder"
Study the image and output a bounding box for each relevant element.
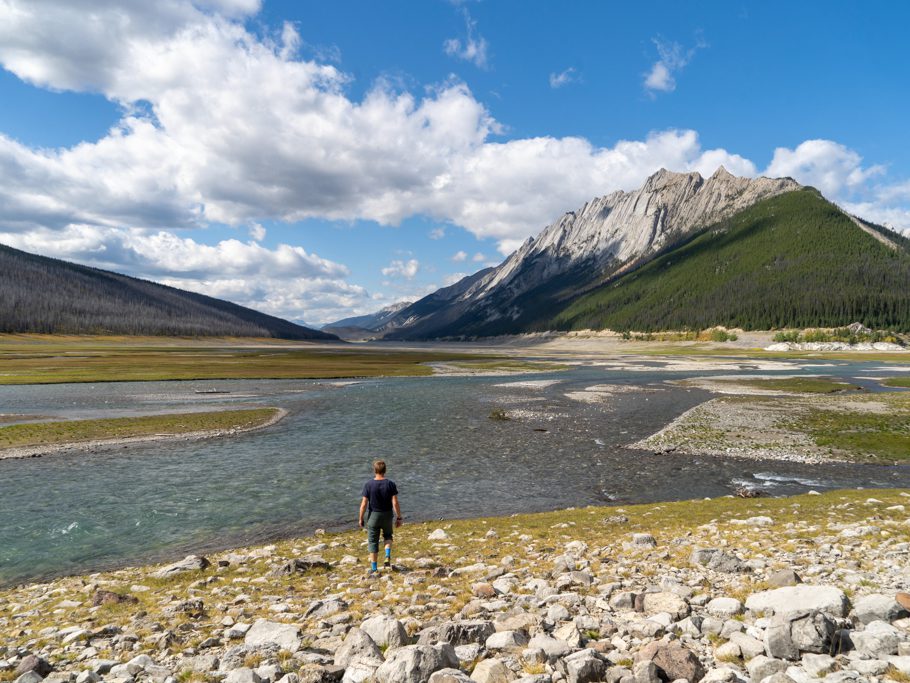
[470,659,515,683]
[334,628,383,668]
[485,631,529,650]
[152,554,210,578]
[273,556,330,575]
[766,570,802,588]
[429,670,474,683]
[374,644,459,683]
[852,594,910,625]
[727,632,765,660]
[560,649,607,683]
[800,654,836,677]
[632,534,657,547]
[341,656,382,683]
[92,590,139,607]
[14,656,52,678]
[634,640,705,683]
[642,593,689,620]
[689,549,748,573]
[764,612,836,660]
[706,598,743,620]
[527,633,572,660]
[847,620,904,657]
[14,673,44,683]
[224,669,261,683]
[746,586,849,618]
[745,655,788,682]
[304,597,349,620]
[428,529,449,541]
[418,621,495,647]
[244,619,302,652]
[632,661,661,683]
[361,616,409,649]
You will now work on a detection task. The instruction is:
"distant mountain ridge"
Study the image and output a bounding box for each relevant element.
[378,168,804,339]
[0,243,338,340]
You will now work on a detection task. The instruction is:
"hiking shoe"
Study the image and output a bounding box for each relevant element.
[384,559,391,569]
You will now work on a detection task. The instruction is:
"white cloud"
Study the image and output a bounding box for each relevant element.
[549,67,578,89]
[249,223,266,241]
[643,37,705,94]
[472,252,486,262]
[452,250,467,262]
[429,227,446,239]
[443,272,468,286]
[443,8,488,68]
[765,140,885,198]
[381,258,420,279]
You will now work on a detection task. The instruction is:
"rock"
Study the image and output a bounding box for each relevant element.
[745,586,850,618]
[15,674,44,683]
[610,592,637,611]
[273,556,330,575]
[373,644,459,683]
[635,641,705,683]
[853,594,910,624]
[642,593,689,620]
[713,642,740,661]
[182,655,219,673]
[800,654,835,677]
[418,621,495,647]
[341,657,382,683]
[560,649,607,683]
[889,656,910,676]
[699,668,740,683]
[848,620,904,657]
[706,598,743,620]
[727,632,765,660]
[92,590,139,607]
[897,593,910,611]
[470,659,515,683]
[164,598,205,618]
[486,631,529,650]
[304,597,348,619]
[528,634,572,660]
[766,570,802,588]
[689,549,747,573]
[225,670,261,683]
[759,673,796,683]
[75,672,100,683]
[360,615,409,649]
[335,628,383,668]
[152,554,210,578]
[745,655,788,682]
[15,656,52,678]
[429,670,474,683]
[472,583,497,599]
[632,661,661,683]
[632,534,657,547]
[764,612,836,660]
[428,529,449,541]
[244,619,302,652]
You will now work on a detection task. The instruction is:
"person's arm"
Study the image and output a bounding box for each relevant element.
[392,494,402,527]
[359,496,368,527]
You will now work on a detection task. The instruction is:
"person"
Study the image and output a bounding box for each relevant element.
[358,459,403,573]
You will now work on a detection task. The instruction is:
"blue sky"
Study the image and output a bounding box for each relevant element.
[0,1,907,326]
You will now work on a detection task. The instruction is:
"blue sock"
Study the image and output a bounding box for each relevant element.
[371,561,377,571]
[385,547,391,560]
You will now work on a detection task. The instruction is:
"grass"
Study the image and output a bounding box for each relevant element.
[0,335,498,384]
[716,377,865,394]
[883,377,910,388]
[442,359,570,372]
[791,394,910,461]
[0,407,280,450]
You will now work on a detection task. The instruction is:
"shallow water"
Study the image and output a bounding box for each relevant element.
[1,358,909,586]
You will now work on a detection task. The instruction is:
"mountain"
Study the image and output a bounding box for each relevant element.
[0,243,338,340]
[552,187,910,332]
[322,301,414,339]
[382,167,803,339]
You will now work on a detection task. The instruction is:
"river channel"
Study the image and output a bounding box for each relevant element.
[1,357,909,586]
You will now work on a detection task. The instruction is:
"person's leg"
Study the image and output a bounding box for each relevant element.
[381,512,394,568]
[366,513,380,573]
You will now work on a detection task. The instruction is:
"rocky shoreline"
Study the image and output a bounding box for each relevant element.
[0,408,288,461]
[2,490,909,683]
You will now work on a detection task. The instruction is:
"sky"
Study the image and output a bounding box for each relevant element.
[0,1,908,327]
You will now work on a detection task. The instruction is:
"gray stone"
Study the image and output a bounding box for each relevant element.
[800,654,835,677]
[632,661,660,683]
[470,659,515,683]
[528,634,572,660]
[690,549,748,573]
[334,629,383,669]
[764,612,835,661]
[632,534,657,547]
[429,670,474,683]
[486,631,529,650]
[887,656,910,675]
[766,570,802,588]
[745,656,788,682]
[304,597,348,620]
[224,669,261,683]
[699,669,740,683]
[746,586,849,618]
[152,554,210,579]
[341,656,383,683]
[244,619,302,652]
[634,641,705,683]
[728,632,765,660]
[758,674,796,683]
[706,598,743,619]
[15,657,52,678]
[418,621,495,647]
[848,620,904,657]
[15,674,44,683]
[853,595,910,625]
[181,655,220,673]
[374,644,459,683]
[361,615,409,649]
[561,649,606,683]
[642,593,689,621]
[273,556,330,575]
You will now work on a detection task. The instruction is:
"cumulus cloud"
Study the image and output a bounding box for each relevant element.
[765,140,885,198]
[643,36,705,94]
[443,7,489,68]
[452,250,467,262]
[429,227,446,239]
[472,252,486,262]
[549,67,579,89]
[381,258,420,279]
[443,272,469,286]
[248,223,266,241]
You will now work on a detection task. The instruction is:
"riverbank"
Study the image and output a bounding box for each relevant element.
[0,408,287,460]
[1,489,908,683]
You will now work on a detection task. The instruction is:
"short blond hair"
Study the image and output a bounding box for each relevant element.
[373,459,387,475]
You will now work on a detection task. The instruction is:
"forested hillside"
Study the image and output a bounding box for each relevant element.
[550,188,910,332]
[0,244,338,339]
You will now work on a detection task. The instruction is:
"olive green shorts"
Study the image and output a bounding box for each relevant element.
[366,511,394,552]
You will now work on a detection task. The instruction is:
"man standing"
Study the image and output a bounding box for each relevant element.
[359,459,403,573]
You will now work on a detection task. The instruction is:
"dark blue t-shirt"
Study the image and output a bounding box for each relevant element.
[362,478,398,512]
